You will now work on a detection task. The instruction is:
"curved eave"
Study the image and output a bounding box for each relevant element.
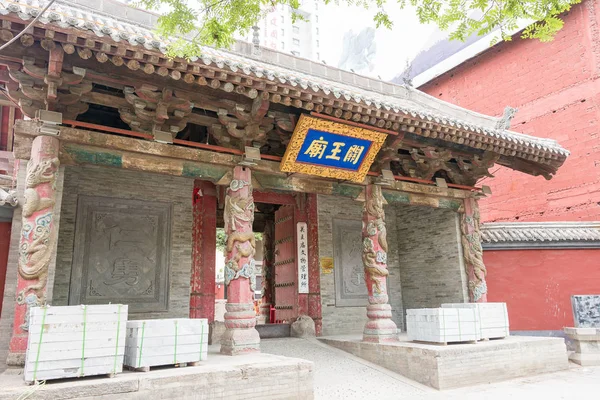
[0,0,570,178]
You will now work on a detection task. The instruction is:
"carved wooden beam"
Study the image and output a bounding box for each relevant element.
[2,55,91,119]
[374,134,405,170]
[391,143,500,186]
[13,120,477,203]
[213,92,273,147]
[408,147,453,180]
[119,85,193,134]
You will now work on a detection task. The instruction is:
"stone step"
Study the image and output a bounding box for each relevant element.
[256,323,290,339]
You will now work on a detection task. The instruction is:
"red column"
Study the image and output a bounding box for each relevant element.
[258,219,274,324]
[220,166,260,355]
[0,222,11,319]
[461,197,488,303]
[362,185,398,343]
[306,193,322,335]
[9,135,60,363]
[190,180,217,321]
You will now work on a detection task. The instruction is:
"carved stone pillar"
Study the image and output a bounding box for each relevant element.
[460,197,488,303]
[220,166,260,355]
[8,135,60,364]
[362,185,398,343]
[258,219,274,324]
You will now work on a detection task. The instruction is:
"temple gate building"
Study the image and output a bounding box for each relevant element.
[0,0,568,367]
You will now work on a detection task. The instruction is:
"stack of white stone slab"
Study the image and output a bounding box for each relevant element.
[124,318,208,371]
[442,302,510,340]
[24,304,128,383]
[406,308,480,344]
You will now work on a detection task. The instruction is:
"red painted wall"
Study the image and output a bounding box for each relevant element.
[420,0,600,222]
[0,222,11,318]
[420,0,600,332]
[485,249,600,330]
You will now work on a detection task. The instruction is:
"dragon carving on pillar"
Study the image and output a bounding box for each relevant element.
[362,185,389,295]
[362,184,398,342]
[17,147,60,330]
[223,178,257,290]
[460,198,487,302]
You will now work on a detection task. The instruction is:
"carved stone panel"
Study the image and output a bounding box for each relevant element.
[333,219,368,307]
[69,196,172,313]
[572,295,600,328]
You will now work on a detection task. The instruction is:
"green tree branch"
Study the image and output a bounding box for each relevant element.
[137,0,581,59]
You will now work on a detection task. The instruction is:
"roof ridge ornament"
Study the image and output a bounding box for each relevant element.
[251,26,261,58]
[496,106,518,130]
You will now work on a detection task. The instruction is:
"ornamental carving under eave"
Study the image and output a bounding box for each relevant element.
[211,93,273,148]
[119,86,193,135]
[4,58,91,119]
[460,199,487,302]
[393,145,498,187]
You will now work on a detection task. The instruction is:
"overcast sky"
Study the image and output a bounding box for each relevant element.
[318,4,440,81]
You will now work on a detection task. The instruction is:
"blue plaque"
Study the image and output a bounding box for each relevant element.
[280,115,388,182]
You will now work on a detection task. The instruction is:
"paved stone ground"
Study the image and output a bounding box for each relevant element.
[261,338,432,399]
[261,338,600,400]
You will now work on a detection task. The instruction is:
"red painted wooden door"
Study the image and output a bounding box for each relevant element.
[0,222,11,318]
[273,205,297,323]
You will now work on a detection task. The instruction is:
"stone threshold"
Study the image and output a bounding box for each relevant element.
[0,347,314,400]
[320,334,569,390]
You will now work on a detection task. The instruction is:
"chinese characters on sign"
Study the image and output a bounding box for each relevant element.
[297,222,309,294]
[296,129,371,171]
[280,115,388,182]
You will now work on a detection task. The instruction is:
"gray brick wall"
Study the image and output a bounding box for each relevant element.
[54,165,194,319]
[395,204,468,312]
[317,195,404,336]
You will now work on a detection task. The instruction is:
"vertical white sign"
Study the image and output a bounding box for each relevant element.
[297,222,309,294]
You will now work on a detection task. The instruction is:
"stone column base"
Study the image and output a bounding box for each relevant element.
[220,303,260,355]
[564,327,600,366]
[6,352,25,367]
[363,304,399,343]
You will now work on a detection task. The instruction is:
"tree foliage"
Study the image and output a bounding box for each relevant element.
[138,0,581,58]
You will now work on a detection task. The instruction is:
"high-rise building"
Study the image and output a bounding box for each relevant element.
[236,2,321,61]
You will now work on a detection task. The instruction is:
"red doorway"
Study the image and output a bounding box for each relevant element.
[190,184,321,334]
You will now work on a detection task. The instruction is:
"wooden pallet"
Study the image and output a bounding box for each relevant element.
[413,339,478,346]
[125,361,201,373]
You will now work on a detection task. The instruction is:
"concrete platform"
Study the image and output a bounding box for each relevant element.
[319,334,569,390]
[0,346,313,400]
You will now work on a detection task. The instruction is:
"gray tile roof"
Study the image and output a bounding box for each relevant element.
[0,0,570,160]
[482,222,600,249]
[391,31,484,84]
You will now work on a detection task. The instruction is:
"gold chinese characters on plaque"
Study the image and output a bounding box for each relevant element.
[280,115,388,183]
